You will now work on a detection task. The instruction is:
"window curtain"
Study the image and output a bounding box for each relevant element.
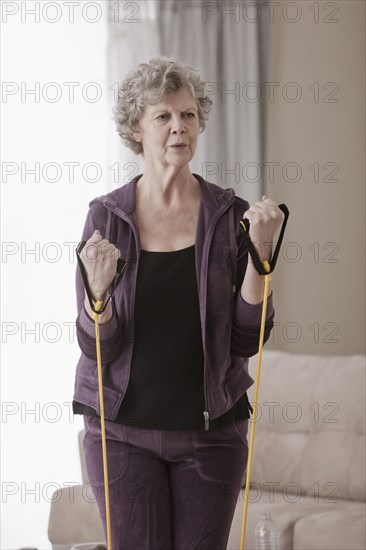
[106,1,161,186]
[107,0,267,203]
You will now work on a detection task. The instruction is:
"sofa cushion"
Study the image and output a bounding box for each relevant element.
[227,490,365,550]
[293,504,366,549]
[245,351,366,502]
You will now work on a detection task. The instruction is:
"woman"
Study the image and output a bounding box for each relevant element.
[72,56,284,549]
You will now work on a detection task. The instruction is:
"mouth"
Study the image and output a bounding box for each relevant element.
[170,144,187,149]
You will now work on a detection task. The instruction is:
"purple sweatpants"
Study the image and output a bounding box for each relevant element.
[82,415,249,550]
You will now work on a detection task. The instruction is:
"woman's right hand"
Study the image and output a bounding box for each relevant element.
[80,229,121,301]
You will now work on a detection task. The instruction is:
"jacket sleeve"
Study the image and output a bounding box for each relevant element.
[75,202,123,362]
[230,200,275,358]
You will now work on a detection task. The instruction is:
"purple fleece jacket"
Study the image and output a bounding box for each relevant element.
[73,173,274,429]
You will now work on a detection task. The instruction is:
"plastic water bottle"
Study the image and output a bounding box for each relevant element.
[255,512,281,550]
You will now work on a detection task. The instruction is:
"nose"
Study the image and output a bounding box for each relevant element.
[171,114,187,134]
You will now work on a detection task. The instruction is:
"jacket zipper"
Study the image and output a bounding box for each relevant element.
[201,194,236,430]
[103,194,236,432]
[203,411,209,430]
[102,201,140,403]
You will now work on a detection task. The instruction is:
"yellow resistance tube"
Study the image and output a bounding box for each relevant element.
[93,299,113,550]
[239,256,271,550]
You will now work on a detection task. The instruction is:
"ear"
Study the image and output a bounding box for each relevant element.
[132,126,142,142]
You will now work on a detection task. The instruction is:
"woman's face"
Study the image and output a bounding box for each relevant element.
[133,86,200,169]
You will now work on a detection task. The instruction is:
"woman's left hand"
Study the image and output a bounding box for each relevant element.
[242,195,285,261]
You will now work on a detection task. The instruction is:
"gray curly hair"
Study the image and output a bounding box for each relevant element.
[112,56,213,156]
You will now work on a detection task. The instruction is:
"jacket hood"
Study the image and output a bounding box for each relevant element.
[89,173,241,215]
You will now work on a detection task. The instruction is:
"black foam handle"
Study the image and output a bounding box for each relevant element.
[269,204,289,272]
[241,204,289,275]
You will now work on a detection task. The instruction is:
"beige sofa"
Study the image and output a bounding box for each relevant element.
[48,350,366,549]
[228,350,366,550]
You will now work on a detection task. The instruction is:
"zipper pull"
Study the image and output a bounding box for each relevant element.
[203,411,210,431]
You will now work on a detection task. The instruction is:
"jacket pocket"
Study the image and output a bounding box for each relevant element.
[231,418,249,446]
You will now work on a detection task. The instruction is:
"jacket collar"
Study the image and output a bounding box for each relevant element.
[94,173,235,215]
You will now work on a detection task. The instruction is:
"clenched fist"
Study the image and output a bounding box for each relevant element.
[243,195,285,261]
[79,229,121,301]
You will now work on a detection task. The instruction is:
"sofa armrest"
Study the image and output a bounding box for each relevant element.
[48,484,105,549]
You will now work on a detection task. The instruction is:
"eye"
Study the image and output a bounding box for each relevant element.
[185,112,195,118]
[156,114,168,120]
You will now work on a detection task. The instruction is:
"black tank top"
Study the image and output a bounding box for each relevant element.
[73,244,252,430]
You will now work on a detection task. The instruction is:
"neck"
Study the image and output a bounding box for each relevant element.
[136,167,199,208]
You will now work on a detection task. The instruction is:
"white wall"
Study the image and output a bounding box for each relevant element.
[264,0,365,354]
[1,4,110,548]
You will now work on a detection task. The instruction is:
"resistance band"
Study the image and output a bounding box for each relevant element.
[239,203,289,550]
[76,241,127,550]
